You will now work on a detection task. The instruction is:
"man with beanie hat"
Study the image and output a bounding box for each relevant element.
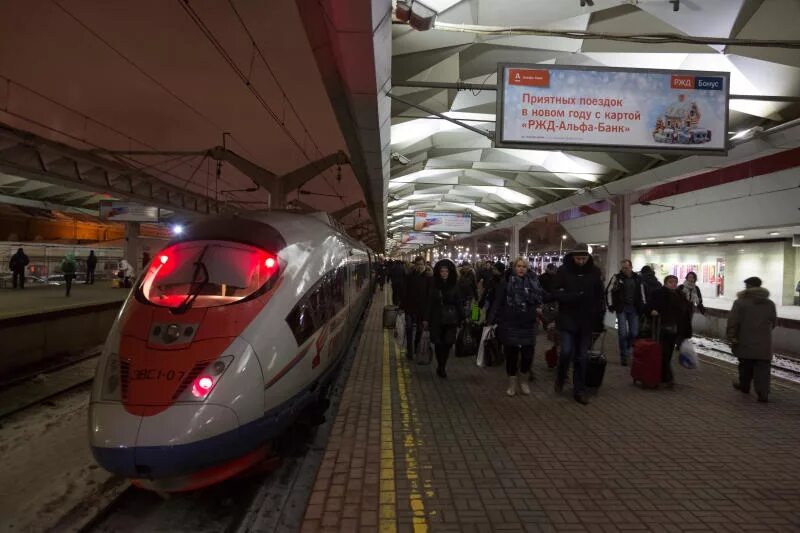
[553,244,605,405]
[728,276,777,402]
[639,265,662,302]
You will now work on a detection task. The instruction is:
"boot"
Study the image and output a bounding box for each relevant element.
[506,376,517,397]
[519,375,531,395]
[574,393,589,405]
[732,380,749,394]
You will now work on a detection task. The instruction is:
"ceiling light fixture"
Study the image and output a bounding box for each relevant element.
[657,241,664,244]
[769,231,780,236]
[706,237,716,241]
[676,239,684,243]
[734,235,744,239]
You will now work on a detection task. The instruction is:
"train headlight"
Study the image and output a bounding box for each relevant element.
[101,354,121,401]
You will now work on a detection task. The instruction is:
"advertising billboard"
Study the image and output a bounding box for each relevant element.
[496,64,730,154]
[413,211,472,233]
[99,201,159,222]
[401,232,435,245]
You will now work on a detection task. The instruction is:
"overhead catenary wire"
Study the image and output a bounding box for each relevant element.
[179,0,343,203]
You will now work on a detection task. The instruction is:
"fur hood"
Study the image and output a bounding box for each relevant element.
[433,258,458,290]
[737,286,770,299]
[562,251,596,273]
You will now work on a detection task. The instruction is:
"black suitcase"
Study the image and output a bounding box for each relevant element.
[585,331,607,388]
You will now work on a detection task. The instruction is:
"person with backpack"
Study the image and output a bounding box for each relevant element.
[605,259,646,366]
[61,253,77,296]
[488,257,544,396]
[8,247,29,289]
[86,250,98,285]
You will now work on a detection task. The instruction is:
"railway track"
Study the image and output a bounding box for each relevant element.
[0,351,100,420]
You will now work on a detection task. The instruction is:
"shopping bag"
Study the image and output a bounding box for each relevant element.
[455,322,479,358]
[394,312,406,349]
[475,325,495,367]
[415,330,433,365]
[678,338,699,369]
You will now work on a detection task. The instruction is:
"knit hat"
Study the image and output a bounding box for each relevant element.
[640,265,654,274]
[744,276,762,288]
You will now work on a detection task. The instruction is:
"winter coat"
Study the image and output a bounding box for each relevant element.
[457,266,478,303]
[425,259,464,345]
[87,253,98,269]
[646,287,692,340]
[640,271,662,301]
[389,262,406,285]
[9,250,29,273]
[606,271,646,313]
[61,255,77,275]
[401,267,432,318]
[488,272,543,346]
[553,253,605,334]
[726,287,776,361]
[677,283,705,313]
[538,271,557,295]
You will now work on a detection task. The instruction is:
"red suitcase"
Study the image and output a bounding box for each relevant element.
[631,318,662,388]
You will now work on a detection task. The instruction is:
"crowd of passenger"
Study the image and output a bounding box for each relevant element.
[379,244,777,405]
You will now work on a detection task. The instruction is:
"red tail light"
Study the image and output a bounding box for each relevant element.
[159,254,169,265]
[192,375,215,398]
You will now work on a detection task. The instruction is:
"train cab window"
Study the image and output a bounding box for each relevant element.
[139,240,279,311]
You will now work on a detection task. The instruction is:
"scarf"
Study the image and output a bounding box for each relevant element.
[506,274,539,312]
[682,280,699,306]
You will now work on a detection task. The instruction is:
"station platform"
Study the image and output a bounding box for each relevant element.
[0,283,127,320]
[300,292,800,532]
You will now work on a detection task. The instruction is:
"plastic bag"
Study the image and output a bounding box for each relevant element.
[470,302,481,322]
[678,338,699,369]
[475,325,496,367]
[394,312,406,349]
[415,330,432,365]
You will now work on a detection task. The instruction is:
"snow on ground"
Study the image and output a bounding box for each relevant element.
[0,386,121,532]
[692,336,800,384]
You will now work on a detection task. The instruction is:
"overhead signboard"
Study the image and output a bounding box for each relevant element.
[99,201,160,222]
[401,232,435,245]
[496,64,730,155]
[413,211,472,233]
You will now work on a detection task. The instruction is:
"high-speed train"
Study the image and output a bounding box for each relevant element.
[89,212,373,491]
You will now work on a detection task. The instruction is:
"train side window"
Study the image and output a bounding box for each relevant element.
[286,300,315,345]
[334,267,345,310]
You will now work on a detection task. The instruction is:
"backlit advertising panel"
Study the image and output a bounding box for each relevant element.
[99,201,160,222]
[413,211,471,233]
[496,64,729,154]
[401,232,435,245]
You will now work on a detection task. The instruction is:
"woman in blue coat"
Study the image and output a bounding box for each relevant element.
[489,257,544,396]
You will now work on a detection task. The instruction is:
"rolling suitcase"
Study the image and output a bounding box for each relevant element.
[383,305,399,328]
[631,317,662,388]
[585,331,607,388]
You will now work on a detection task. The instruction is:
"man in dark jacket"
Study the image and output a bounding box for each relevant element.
[389,260,406,305]
[86,250,98,285]
[728,277,777,403]
[402,256,432,360]
[9,247,29,289]
[606,259,645,366]
[640,265,662,301]
[553,245,605,405]
[647,275,692,387]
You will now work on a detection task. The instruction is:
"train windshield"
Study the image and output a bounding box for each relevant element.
[140,240,279,311]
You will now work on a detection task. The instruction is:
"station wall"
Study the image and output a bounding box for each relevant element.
[631,240,791,306]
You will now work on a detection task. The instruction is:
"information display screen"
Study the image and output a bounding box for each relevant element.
[99,201,160,222]
[496,64,729,154]
[413,211,471,233]
[401,232,435,245]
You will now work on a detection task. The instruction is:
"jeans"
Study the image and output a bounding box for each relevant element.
[405,313,423,358]
[738,359,771,397]
[616,307,639,361]
[557,330,591,396]
[505,344,534,376]
[12,271,24,289]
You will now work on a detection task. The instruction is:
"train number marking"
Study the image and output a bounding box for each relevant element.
[131,369,186,381]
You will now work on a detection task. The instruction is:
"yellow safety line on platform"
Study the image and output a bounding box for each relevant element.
[395,338,430,532]
[380,302,398,533]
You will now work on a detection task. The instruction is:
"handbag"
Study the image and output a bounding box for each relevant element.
[415,330,433,365]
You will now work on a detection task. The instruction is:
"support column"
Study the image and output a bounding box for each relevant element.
[607,193,633,280]
[125,222,141,271]
[510,224,520,261]
[471,238,478,262]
